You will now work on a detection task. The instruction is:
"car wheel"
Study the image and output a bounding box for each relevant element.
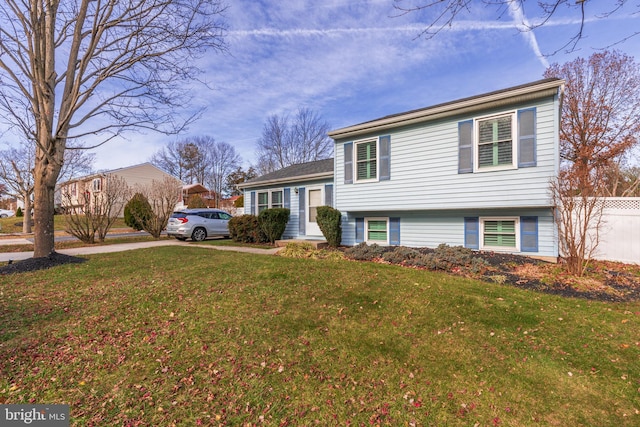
[0,214,7,218]
[191,227,207,242]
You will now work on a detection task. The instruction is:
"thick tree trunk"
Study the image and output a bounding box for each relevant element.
[32,156,61,258]
[22,193,32,234]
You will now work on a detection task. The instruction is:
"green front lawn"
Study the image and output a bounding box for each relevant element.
[1,247,639,426]
[0,235,171,254]
[192,237,274,249]
[0,215,130,234]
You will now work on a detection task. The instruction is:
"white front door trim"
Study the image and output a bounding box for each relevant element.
[305,186,324,236]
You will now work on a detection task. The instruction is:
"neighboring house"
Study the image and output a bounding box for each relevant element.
[238,159,334,240]
[57,162,182,216]
[178,185,237,211]
[178,183,217,209]
[328,78,564,260]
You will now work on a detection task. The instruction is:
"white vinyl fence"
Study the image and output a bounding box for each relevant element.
[593,198,640,265]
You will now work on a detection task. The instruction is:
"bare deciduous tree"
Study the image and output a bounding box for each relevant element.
[545,50,640,274]
[0,0,227,257]
[63,175,131,244]
[131,177,183,238]
[150,138,210,185]
[545,50,640,192]
[255,108,332,174]
[393,0,638,55]
[0,144,35,233]
[152,136,243,207]
[551,170,605,276]
[204,139,241,208]
[0,141,94,233]
[602,158,640,197]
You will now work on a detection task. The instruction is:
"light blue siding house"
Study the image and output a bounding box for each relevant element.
[238,159,334,240]
[328,78,564,260]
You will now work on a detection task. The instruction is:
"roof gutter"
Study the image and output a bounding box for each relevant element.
[328,80,564,140]
[237,171,333,190]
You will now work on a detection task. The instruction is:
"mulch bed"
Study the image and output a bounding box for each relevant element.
[442,250,640,303]
[0,252,87,275]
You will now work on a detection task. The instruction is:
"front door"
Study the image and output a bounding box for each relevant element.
[306,187,323,236]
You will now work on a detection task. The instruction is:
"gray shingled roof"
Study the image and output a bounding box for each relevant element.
[240,158,334,188]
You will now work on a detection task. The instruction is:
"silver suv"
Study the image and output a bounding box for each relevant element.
[166,208,232,241]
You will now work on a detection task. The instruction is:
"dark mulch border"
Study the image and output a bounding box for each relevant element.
[0,252,87,275]
[472,252,640,302]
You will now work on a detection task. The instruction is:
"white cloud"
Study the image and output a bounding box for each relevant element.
[5,0,637,173]
[506,0,549,68]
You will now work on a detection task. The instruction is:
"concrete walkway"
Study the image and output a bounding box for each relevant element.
[0,239,280,263]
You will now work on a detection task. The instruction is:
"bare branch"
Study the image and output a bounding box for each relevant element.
[394,0,639,55]
[0,0,228,256]
[544,50,640,192]
[255,107,332,174]
[132,176,182,238]
[62,174,131,243]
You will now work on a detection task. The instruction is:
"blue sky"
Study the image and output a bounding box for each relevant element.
[85,0,640,171]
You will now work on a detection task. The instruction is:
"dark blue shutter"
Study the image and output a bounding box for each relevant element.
[458,120,473,174]
[518,108,537,167]
[520,216,538,252]
[389,217,400,245]
[324,184,333,207]
[250,191,256,215]
[379,135,391,181]
[464,217,479,249]
[355,218,364,243]
[298,187,306,235]
[344,142,353,184]
[284,188,290,209]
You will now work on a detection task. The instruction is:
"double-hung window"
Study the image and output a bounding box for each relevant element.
[271,191,283,208]
[459,107,536,174]
[344,135,390,184]
[257,189,283,213]
[366,218,388,244]
[92,178,102,192]
[257,192,269,213]
[356,217,400,245]
[476,113,515,170]
[481,217,519,251]
[356,139,377,181]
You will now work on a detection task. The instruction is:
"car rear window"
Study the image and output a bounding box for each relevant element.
[171,212,188,219]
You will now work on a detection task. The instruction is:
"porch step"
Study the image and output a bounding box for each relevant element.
[275,239,328,249]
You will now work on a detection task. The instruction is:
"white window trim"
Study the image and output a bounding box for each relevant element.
[354,137,379,183]
[365,217,389,245]
[256,188,284,212]
[92,178,102,192]
[480,217,520,252]
[473,111,518,173]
